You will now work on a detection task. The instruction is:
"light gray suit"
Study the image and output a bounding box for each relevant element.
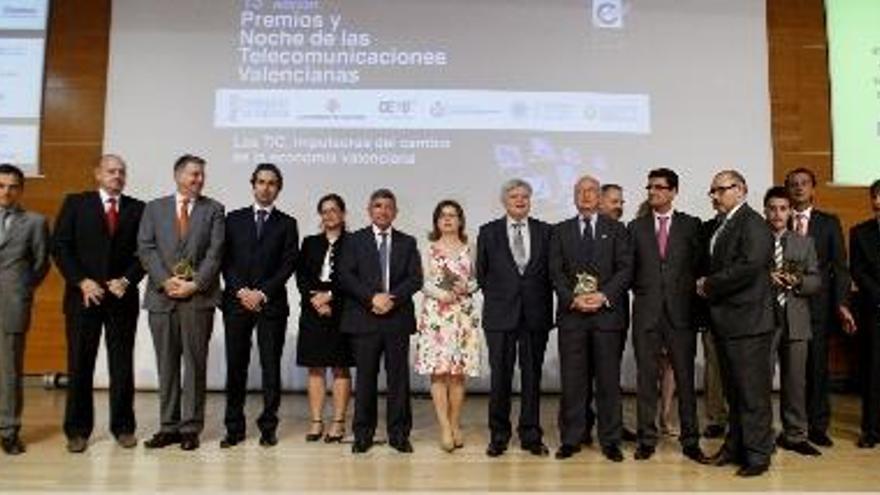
[137,194,224,435]
[771,230,820,443]
[0,207,49,438]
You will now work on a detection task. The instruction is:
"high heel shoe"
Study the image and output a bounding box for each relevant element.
[324,419,346,443]
[452,428,464,449]
[305,419,324,442]
[441,426,455,453]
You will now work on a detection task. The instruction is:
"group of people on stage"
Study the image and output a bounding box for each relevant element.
[1,155,879,479]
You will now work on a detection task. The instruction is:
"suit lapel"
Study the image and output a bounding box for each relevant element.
[498,218,519,273]
[90,192,111,239]
[712,206,745,265]
[523,218,541,274]
[0,208,25,249]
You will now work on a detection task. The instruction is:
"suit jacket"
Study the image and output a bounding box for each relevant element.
[0,207,50,334]
[550,214,633,331]
[704,203,774,339]
[296,232,345,331]
[692,217,719,329]
[628,211,702,333]
[800,209,850,324]
[221,206,298,318]
[337,226,422,335]
[850,219,880,325]
[775,231,821,340]
[137,194,225,312]
[476,217,554,332]
[52,191,145,315]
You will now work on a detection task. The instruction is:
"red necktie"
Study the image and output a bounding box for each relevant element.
[657,215,669,260]
[106,197,119,236]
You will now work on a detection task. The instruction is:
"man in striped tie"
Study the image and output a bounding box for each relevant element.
[763,186,822,456]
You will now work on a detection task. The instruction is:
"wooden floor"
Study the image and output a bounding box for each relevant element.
[1,389,879,492]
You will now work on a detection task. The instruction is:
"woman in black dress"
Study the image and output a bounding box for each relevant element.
[295,193,353,442]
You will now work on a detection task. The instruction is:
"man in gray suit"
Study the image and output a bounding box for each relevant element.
[0,164,50,455]
[697,170,774,477]
[138,154,224,451]
[763,186,822,456]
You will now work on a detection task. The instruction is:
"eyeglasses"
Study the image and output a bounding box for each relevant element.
[645,184,672,191]
[708,183,738,196]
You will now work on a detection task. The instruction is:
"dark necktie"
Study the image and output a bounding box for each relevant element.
[378,232,389,291]
[256,209,268,239]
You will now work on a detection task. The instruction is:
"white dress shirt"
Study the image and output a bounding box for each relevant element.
[506,215,531,263]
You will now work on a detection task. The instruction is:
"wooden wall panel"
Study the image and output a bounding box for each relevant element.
[22,0,111,373]
[767,0,870,385]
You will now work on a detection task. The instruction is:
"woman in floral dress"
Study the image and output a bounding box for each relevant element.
[416,199,481,452]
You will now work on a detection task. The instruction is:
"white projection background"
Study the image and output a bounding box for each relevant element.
[101,0,772,392]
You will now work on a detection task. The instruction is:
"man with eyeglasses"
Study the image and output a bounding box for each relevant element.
[697,170,774,477]
[628,168,708,463]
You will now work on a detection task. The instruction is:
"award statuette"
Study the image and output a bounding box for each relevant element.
[573,270,599,296]
[437,264,462,291]
[172,258,195,281]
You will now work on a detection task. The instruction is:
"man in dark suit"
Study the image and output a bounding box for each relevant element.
[137,154,225,451]
[850,179,880,449]
[598,183,637,445]
[0,164,49,456]
[763,186,822,456]
[697,170,774,477]
[785,167,856,447]
[53,154,145,453]
[219,163,298,449]
[628,168,708,463]
[551,175,632,462]
[337,188,422,454]
[477,178,554,457]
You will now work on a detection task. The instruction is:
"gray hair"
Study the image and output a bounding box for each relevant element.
[500,178,533,203]
[99,153,127,168]
[573,174,601,194]
[716,169,748,193]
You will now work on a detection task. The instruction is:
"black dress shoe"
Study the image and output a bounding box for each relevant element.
[682,445,711,464]
[736,463,769,477]
[180,434,200,451]
[709,449,736,467]
[621,427,638,443]
[1,436,25,455]
[66,436,88,453]
[776,437,821,456]
[602,444,624,462]
[390,439,414,453]
[143,432,181,449]
[522,441,549,456]
[219,433,245,449]
[702,424,725,439]
[555,444,581,459]
[305,419,324,442]
[633,444,655,460]
[260,431,278,447]
[808,431,833,447]
[351,438,373,454]
[486,442,507,457]
[857,435,877,449]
